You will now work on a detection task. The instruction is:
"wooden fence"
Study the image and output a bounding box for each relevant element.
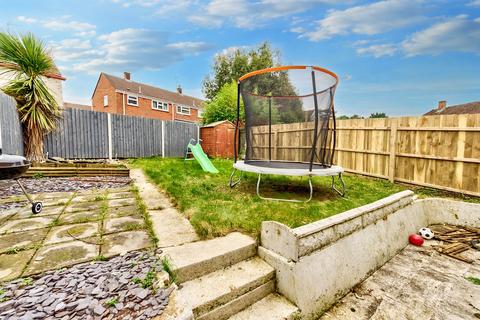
[248,114,480,197]
[0,93,24,155]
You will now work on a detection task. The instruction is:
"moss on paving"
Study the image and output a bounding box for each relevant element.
[130,157,407,238]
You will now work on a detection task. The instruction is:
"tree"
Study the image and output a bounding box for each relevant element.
[0,33,61,161]
[203,42,278,100]
[202,81,244,125]
[369,112,388,118]
[337,115,350,120]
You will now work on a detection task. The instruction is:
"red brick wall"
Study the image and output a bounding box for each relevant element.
[92,75,201,123]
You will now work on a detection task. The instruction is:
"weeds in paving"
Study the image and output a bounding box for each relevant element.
[466,277,480,285]
[20,277,33,287]
[0,287,8,302]
[32,172,44,179]
[132,269,156,289]
[131,185,158,246]
[105,297,119,307]
[94,255,108,261]
[161,256,177,285]
[4,247,21,255]
[94,195,106,202]
[49,218,60,227]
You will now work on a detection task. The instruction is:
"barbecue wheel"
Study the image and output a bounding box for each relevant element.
[32,202,43,214]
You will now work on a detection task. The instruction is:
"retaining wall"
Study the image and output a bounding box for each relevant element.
[259,192,480,318]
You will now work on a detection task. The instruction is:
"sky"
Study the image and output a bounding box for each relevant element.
[0,0,479,117]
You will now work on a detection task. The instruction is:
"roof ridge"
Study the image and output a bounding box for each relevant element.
[103,72,203,102]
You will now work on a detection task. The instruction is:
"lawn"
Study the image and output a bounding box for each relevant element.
[130,157,409,238]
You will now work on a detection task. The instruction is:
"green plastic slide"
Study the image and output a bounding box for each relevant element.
[187,142,219,174]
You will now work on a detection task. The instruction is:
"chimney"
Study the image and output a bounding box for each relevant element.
[124,72,131,81]
[177,85,183,95]
[438,100,446,110]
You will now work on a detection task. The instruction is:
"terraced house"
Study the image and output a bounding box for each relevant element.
[92,72,204,123]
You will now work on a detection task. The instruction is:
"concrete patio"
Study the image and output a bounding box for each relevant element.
[0,187,153,281]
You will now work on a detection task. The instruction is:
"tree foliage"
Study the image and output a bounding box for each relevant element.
[369,112,388,118]
[0,32,61,161]
[201,81,244,125]
[202,42,278,100]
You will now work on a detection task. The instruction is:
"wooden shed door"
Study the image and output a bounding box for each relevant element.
[215,126,226,157]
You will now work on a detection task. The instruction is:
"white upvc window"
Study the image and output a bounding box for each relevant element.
[127,95,138,106]
[152,100,169,112]
[176,105,190,115]
[103,95,108,107]
[198,109,204,117]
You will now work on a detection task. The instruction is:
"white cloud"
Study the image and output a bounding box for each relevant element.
[17,16,36,24]
[50,38,102,62]
[188,0,350,29]
[302,0,426,41]
[71,28,212,73]
[290,27,306,34]
[468,0,480,6]
[356,43,397,57]
[402,15,480,56]
[42,17,96,33]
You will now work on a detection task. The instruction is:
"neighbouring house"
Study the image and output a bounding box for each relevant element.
[91,72,204,123]
[63,102,92,111]
[0,63,66,107]
[424,100,480,115]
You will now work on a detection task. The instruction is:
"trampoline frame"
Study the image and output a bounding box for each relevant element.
[230,65,345,202]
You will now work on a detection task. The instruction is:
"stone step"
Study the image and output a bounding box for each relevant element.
[227,293,299,320]
[178,257,275,320]
[161,232,257,282]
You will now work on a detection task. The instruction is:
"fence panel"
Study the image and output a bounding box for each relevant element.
[165,121,198,157]
[0,93,23,155]
[247,114,480,197]
[44,108,109,159]
[111,114,163,158]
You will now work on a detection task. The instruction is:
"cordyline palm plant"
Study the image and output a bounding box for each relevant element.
[0,32,61,161]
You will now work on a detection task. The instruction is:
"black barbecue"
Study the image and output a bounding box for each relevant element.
[0,148,43,214]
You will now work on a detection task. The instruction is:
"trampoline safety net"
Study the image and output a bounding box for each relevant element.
[237,66,339,171]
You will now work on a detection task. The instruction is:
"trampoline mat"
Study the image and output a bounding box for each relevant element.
[244,161,329,170]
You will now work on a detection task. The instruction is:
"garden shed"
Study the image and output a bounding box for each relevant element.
[200,120,236,158]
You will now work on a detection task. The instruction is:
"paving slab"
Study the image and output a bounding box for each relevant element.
[320,245,480,320]
[0,228,48,253]
[0,249,36,281]
[58,209,103,224]
[25,240,99,275]
[36,191,75,200]
[36,197,70,207]
[104,216,144,233]
[0,208,20,224]
[130,169,171,210]
[0,216,56,234]
[151,208,199,248]
[44,222,100,245]
[101,230,151,257]
[70,194,105,203]
[106,204,139,218]
[108,197,136,207]
[107,191,136,199]
[64,201,104,213]
[14,205,64,219]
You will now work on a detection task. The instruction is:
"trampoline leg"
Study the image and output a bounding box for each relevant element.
[229,168,241,188]
[256,174,313,203]
[331,173,346,197]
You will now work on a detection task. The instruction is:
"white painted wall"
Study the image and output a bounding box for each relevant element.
[260,193,480,318]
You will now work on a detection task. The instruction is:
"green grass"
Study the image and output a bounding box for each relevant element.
[130,157,406,238]
[466,276,480,285]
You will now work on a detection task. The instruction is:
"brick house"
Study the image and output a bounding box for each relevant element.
[91,72,204,123]
[424,100,480,115]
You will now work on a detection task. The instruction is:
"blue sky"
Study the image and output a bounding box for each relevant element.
[1,0,479,116]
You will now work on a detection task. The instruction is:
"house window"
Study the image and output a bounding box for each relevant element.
[103,95,108,107]
[176,105,190,115]
[198,109,203,117]
[152,100,169,112]
[127,95,138,106]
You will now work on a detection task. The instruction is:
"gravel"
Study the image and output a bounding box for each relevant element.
[0,251,172,320]
[0,176,131,199]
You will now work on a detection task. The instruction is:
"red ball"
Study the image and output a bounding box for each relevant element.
[409,234,424,246]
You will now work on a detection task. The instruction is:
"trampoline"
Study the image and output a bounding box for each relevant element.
[229,65,345,202]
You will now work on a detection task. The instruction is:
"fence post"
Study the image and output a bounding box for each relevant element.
[161,121,165,158]
[388,119,398,182]
[107,113,113,160]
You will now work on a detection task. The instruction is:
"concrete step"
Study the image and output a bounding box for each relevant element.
[161,232,257,282]
[178,257,275,320]
[227,293,299,320]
